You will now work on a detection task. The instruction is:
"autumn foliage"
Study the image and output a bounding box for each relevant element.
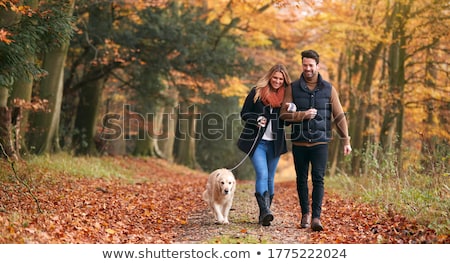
[0,0,448,245]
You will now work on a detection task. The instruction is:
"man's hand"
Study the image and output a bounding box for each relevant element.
[343,144,352,155]
[304,108,317,119]
[286,102,297,112]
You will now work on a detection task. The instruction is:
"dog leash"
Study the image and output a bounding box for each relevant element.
[228,126,262,172]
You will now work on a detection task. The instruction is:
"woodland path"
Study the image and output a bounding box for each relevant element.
[174,179,446,244]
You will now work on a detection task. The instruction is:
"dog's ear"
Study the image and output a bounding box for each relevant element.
[215,175,223,189]
[231,177,236,192]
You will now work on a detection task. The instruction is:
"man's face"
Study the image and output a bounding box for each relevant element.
[302,57,319,79]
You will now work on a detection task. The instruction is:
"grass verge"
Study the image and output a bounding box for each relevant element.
[326,172,449,235]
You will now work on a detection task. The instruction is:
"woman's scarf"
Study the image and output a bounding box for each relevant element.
[260,85,285,108]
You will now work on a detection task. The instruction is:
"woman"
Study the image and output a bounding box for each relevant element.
[237,63,292,226]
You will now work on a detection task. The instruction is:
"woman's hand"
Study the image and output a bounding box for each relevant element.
[257,116,267,127]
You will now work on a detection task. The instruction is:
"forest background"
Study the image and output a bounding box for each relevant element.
[0,0,449,235]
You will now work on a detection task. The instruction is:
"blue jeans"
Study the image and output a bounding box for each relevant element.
[292,144,328,219]
[251,140,280,195]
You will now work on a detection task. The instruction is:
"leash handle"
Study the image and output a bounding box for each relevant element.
[229,126,262,172]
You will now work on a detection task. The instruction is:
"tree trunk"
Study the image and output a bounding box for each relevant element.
[72,2,112,155]
[0,86,18,160]
[380,1,409,176]
[328,51,346,177]
[26,0,75,155]
[155,104,177,162]
[328,131,340,177]
[0,1,23,160]
[131,107,156,156]
[28,48,67,154]
[133,127,154,156]
[420,41,440,172]
[73,77,104,155]
[10,73,33,155]
[174,103,199,169]
[351,43,383,176]
[8,0,39,156]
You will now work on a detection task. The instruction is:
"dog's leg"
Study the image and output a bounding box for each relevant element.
[209,202,219,223]
[222,200,233,224]
[213,202,225,224]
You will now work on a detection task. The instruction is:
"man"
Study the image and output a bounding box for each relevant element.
[280,50,352,231]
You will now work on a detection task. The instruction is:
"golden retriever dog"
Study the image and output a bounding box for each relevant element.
[202,168,236,224]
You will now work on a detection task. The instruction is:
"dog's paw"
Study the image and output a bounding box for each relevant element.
[214,219,229,225]
[215,219,230,225]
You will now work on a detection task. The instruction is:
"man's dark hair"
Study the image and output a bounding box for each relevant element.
[301,50,320,64]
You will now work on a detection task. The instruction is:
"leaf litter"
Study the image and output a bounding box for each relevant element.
[0,157,448,244]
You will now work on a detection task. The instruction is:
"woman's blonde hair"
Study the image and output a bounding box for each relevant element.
[254,64,291,103]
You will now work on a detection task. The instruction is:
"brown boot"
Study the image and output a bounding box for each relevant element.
[311,218,323,231]
[301,214,310,228]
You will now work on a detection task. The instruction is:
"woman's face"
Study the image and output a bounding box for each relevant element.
[270,71,284,90]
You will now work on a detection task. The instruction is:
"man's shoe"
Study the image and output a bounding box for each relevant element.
[311,218,323,231]
[301,214,310,228]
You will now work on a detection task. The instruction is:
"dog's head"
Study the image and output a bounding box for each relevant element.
[215,169,236,196]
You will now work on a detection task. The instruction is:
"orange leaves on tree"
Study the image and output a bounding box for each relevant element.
[0,28,13,44]
[13,97,50,112]
[220,76,249,98]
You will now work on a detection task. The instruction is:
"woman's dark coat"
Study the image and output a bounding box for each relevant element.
[237,87,288,157]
